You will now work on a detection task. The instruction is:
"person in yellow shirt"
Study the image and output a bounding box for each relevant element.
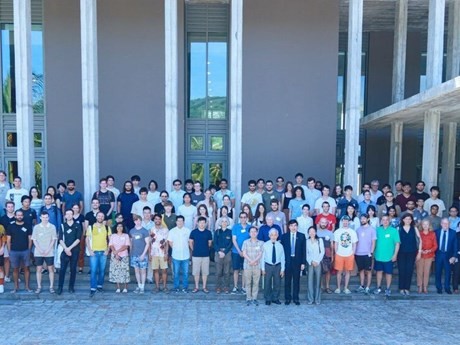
[86,211,111,297]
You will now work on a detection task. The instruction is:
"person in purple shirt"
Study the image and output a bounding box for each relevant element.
[354,214,376,294]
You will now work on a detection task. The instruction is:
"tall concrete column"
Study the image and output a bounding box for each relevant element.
[389,0,408,189]
[165,0,179,190]
[392,0,408,103]
[230,0,243,212]
[447,0,460,79]
[440,122,457,207]
[14,0,35,189]
[81,0,99,211]
[422,110,441,189]
[389,122,403,189]
[344,0,363,193]
[426,0,446,89]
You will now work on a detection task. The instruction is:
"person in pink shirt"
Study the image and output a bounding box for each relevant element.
[109,222,130,293]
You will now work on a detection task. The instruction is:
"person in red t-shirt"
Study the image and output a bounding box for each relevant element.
[315,202,337,231]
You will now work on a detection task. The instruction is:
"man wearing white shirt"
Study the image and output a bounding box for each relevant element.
[5,176,28,211]
[314,185,337,216]
[333,216,358,294]
[106,175,120,201]
[177,193,197,230]
[131,188,155,218]
[147,180,161,206]
[241,180,262,216]
[167,216,191,293]
[262,229,285,305]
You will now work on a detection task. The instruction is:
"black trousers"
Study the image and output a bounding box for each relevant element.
[397,251,416,290]
[58,250,79,289]
[264,263,281,301]
[284,260,301,301]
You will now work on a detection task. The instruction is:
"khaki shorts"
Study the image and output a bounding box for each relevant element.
[334,254,355,271]
[192,256,210,276]
[151,256,168,270]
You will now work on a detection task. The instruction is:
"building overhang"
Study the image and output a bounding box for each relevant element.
[360,76,460,129]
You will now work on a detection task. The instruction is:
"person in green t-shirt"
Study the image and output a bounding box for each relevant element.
[373,215,400,297]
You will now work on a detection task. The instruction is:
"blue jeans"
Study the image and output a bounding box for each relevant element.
[173,258,189,289]
[89,251,107,290]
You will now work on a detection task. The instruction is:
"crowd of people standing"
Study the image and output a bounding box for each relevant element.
[0,170,459,306]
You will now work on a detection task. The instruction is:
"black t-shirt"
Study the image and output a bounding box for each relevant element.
[74,214,85,226]
[7,222,32,251]
[20,208,37,229]
[92,190,115,215]
[189,229,212,257]
[59,221,83,250]
[85,211,107,227]
[154,203,175,215]
[0,214,15,229]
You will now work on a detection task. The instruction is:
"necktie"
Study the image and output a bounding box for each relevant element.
[440,231,446,252]
[272,242,276,264]
[291,234,295,256]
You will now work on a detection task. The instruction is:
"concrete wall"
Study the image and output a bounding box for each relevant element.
[242,0,339,187]
[363,32,422,185]
[44,0,83,187]
[98,0,165,187]
[44,0,165,192]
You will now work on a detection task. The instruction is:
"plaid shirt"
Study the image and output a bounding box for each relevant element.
[242,239,264,270]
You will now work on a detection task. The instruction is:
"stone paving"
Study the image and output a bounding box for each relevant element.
[2,297,460,345]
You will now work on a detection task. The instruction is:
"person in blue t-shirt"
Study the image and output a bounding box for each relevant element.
[231,211,250,294]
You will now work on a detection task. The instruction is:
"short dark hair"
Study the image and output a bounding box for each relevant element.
[57,182,66,189]
[344,185,353,192]
[173,179,182,185]
[139,187,148,194]
[142,206,151,212]
[430,186,440,192]
[302,203,310,210]
[99,178,107,183]
[176,215,185,221]
[248,180,256,186]
[288,219,298,226]
[131,175,141,182]
[67,179,76,185]
[185,179,194,185]
[106,175,115,181]
[197,216,207,223]
[21,195,31,203]
[295,173,303,179]
[40,210,49,216]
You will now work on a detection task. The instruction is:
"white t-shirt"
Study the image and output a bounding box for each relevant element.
[424,198,446,217]
[297,215,313,235]
[333,227,358,257]
[5,188,28,211]
[314,197,337,212]
[131,200,155,217]
[167,226,191,260]
[241,192,263,215]
[177,204,197,230]
[147,191,161,206]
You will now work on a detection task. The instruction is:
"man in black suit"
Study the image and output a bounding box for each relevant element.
[435,218,458,294]
[281,219,306,305]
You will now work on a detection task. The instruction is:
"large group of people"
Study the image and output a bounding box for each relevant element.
[0,170,459,306]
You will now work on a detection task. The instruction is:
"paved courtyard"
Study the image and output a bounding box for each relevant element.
[2,297,460,345]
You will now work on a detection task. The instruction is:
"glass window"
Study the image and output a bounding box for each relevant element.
[34,132,42,148]
[191,162,204,183]
[7,160,17,183]
[35,160,43,192]
[190,135,204,151]
[2,24,15,114]
[6,132,17,147]
[1,24,44,114]
[209,163,223,186]
[210,136,223,151]
[188,36,228,119]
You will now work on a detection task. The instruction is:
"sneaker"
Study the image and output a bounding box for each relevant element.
[96,287,104,293]
[343,288,351,294]
[231,287,238,294]
[0,285,4,293]
[253,300,259,306]
[4,277,10,283]
[133,287,141,294]
[173,288,180,293]
[115,289,121,293]
[356,286,365,293]
[140,289,145,294]
[334,288,341,294]
[89,290,96,297]
[373,287,382,295]
[182,288,189,294]
[122,289,128,293]
[364,287,370,294]
[385,289,391,297]
[241,288,247,295]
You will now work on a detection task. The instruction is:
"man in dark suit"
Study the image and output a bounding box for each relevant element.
[281,219,306,305]
[435,218,458,294]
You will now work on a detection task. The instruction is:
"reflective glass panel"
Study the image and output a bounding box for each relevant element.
[191,162,204,183]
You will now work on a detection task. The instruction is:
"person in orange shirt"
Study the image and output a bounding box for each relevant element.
[416,219,438,293]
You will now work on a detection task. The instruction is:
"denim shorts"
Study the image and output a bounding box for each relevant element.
[130,255,148,269]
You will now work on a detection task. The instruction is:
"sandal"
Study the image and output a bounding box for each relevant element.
[192,288,199,293]
[203,288,209,294]
[49,288,55,294]
[35,288,41,294]
[325,288,333,294]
